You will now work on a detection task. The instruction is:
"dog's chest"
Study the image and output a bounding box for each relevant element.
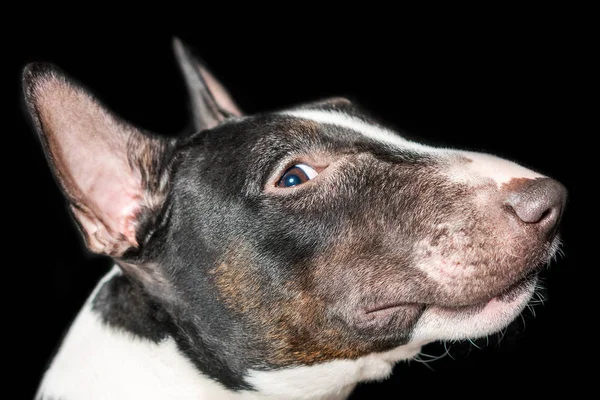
[34,268,234,400]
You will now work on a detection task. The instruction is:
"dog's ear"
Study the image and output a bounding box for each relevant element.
[173,37,242,132]
[23,63,174,258]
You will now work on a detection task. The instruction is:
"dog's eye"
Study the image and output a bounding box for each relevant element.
[277,164,318,188]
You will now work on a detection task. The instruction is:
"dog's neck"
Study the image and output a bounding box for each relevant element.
[36,267,422,400]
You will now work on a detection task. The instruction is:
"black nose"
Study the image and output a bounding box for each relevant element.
[506,178,567,235]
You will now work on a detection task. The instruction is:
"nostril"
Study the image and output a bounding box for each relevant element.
[505,178,567,231]
[538,208,552,223]
[510,202,556,225]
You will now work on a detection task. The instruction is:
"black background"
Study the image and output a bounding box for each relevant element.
[8,15,589,399]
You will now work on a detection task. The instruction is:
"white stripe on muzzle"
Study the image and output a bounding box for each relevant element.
[281,109,544,187]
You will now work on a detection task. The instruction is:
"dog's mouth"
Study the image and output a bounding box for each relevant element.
[350,238,558,337]
[364,274,537,317]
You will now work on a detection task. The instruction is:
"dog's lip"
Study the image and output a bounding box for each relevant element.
[365,302,419,315]
[364,275,536,315]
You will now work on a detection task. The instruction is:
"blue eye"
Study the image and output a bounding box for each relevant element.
[277,164,318,188]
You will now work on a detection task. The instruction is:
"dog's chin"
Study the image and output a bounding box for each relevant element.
[410,240,559,342]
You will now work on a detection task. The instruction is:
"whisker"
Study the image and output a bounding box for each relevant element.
[536,289,547,302]
[418,346,452,362]
[467,338,481,350]
[414,355,441,363]
[444,341,456,360]
[496,327,507,346]
[413,356,436,371]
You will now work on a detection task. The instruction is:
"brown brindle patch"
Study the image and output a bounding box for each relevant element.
[210,261,262,315]
[210,242,390,366]
[500,177,540,193]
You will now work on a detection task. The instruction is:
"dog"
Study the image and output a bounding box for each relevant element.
[25,38,566,400]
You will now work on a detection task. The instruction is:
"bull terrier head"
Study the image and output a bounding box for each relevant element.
[25,38,566,399]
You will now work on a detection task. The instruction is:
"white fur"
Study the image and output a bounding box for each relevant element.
[246,343,423,399]
[36,267,243,400]
[447,151,544,188]
[283,109,445,155]
[282,109,545,187]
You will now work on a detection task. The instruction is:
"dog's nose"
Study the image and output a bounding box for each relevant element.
[506,178,567,235]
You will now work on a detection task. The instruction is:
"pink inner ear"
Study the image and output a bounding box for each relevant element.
[200,68,242,117]
[67,156,143,255]
[34,74,149,256]
[86,162,142,246]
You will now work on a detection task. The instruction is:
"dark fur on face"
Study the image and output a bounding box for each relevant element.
[104,112,556,388]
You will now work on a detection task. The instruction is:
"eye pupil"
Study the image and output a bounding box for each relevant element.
[284,174,302,187]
